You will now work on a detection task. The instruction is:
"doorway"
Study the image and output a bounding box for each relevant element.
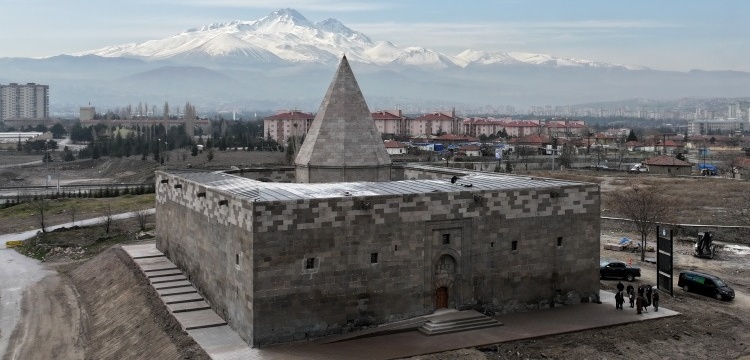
[435,286,448,309]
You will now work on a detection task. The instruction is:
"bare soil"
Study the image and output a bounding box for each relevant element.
[0,150,287,187]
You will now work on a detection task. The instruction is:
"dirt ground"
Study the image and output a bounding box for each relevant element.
[3,154,750,359]
[0,150,287,187]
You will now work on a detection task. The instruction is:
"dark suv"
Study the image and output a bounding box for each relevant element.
[678,270,735,301]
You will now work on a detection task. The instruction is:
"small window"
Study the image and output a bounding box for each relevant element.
[490,242,494,248]
[371,253,378,264]
[442,234,450,245]
[235,254,239,265]
[394,245,399,251]
[557,237,563,246]
[511,241,518,251]
[305,258,316,269]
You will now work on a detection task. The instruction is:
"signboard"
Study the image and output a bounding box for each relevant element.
[656,226,674,297]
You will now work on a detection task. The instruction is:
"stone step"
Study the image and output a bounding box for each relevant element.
[153,280,193,290]
[157,286,197,296]
[418,310,502,336]
[150,274,187,284]
[421,317,498,331]
[418,320,501,335]
[162,293,204,304]
[145,269,183,278]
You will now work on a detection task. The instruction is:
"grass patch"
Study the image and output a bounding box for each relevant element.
[0,194,155,233]
[17,218,152,262]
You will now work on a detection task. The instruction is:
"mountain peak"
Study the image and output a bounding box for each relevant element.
[316,18,371,42]
[259,8,312,27]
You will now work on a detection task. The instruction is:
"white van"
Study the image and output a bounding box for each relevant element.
[629,164,648,173]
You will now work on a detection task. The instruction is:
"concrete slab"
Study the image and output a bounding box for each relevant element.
[133,256,168,265]
[161,293,204,304]
[150,274,187,284]
[167,300,211,313]
[140,262,178,272]
[174,309,227,330]
[189,326,260,360]
[248,290,680,360]
[157,286,197,296]
[145,269,183,278]
[121,244,163,259]
[153,280,192,290]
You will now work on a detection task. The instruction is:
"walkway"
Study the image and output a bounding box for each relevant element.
[122,243,679,360]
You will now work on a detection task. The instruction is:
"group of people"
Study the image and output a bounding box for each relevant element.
[614,281,659,314]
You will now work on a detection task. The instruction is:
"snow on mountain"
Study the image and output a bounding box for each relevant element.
[455,50,523,66]
[363,41,405,64]
[72,8,646,71]
[506,52,647,70]
[390,47,459,69]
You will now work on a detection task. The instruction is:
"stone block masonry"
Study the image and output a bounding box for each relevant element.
[156,168,600,347]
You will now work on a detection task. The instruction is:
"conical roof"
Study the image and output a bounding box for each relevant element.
[294,56,392,169]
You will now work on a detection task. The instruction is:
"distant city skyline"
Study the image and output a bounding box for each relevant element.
[1,1,748,72]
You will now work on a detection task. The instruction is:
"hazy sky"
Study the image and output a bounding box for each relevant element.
[1,0,748,71]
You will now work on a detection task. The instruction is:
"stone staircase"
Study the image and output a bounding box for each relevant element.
[418,309,502,336]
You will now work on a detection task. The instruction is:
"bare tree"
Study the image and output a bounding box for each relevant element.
[610,185,672,261]
[103,204,114,233]
[134,208,150,231]
[34,198,47,233]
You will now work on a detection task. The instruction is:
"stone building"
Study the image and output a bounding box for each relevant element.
[155,56,601,347]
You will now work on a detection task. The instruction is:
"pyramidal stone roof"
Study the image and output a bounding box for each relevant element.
[295,56,392,169]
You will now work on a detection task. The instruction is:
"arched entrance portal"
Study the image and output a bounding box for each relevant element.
[435,286,448,309]
[433,254,457,309]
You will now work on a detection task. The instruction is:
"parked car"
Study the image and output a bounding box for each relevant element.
[678,270,735,301]
[629,164,649,173]
[600,259,641,282]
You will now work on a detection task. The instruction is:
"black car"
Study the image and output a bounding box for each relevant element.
[600,259,641,282]
[677,270,735,301]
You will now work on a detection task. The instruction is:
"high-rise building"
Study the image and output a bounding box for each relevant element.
[0,83,49,121]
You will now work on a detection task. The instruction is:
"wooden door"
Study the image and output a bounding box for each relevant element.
[435,286,448,309]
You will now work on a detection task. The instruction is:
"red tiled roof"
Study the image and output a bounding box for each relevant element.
[459,145,481,151]
[415,112,456,121]
[512,134,548,145]
[643,155,691,167]
[371,111,405,120]
[434,134,479,141]
[383,141,405,148]
[264,111,314,120]
[735,157,750,168]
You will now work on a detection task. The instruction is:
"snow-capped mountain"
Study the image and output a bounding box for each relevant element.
[5,8,745,112]
[73,8,643,70]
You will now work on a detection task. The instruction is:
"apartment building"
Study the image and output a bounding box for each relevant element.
[0,83,49,121]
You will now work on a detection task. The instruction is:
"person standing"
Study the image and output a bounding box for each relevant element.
[626,284,635,308]
[617,281,625,293]
[645,285,653,309]
[636,293,644,314]
[652,289,660,312]
[615,291,624,310]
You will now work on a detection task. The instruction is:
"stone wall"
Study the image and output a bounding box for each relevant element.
[249,182,600,345]
[155,172,256,346]
[156,170,600,347]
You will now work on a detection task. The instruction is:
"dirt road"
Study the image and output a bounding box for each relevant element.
[2,274,85,360]
[0,248,50,358]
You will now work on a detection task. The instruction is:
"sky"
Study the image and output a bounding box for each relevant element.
[1,0,748,72]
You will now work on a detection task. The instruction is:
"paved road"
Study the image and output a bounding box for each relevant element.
[0,209,154,359]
